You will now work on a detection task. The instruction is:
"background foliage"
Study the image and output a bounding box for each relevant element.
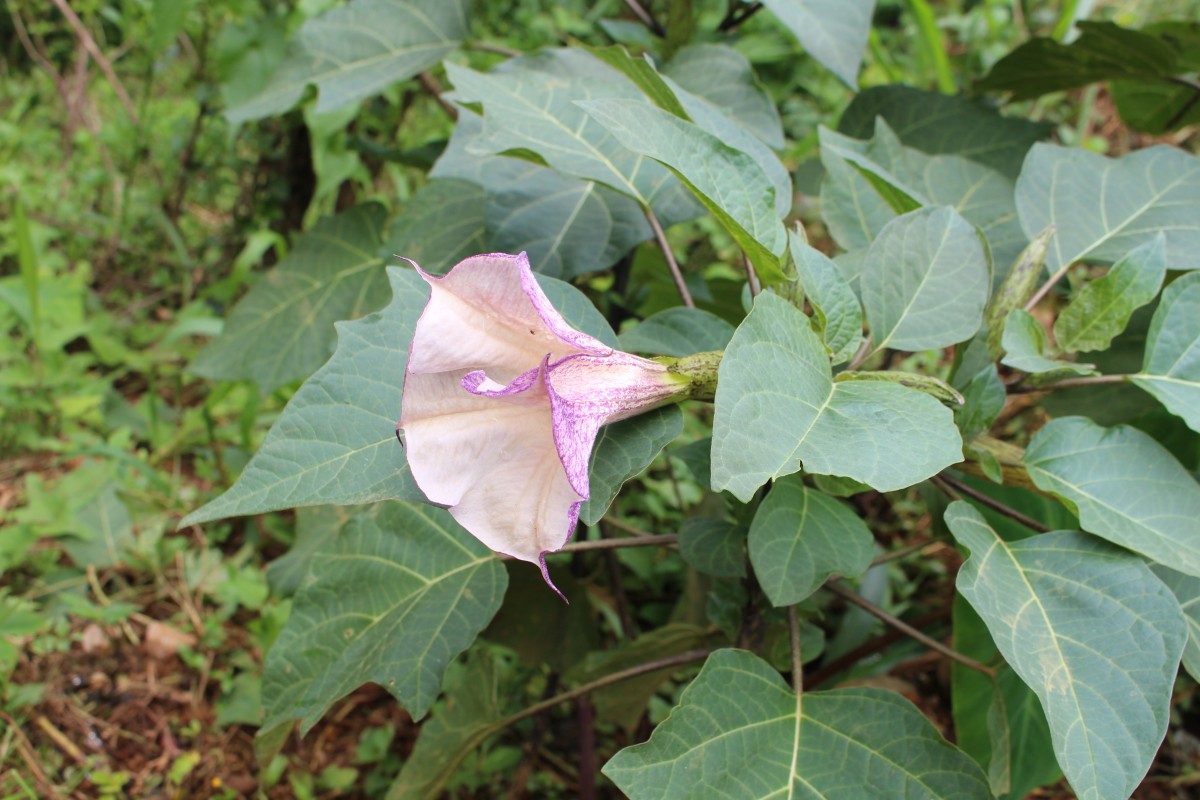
[2,0,1199,798]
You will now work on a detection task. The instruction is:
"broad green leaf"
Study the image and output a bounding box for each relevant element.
[261,502,506,734]
[226,0,469,123]
[585,45,691,119]
[758,0,875,87]
[712,292,962,500]
[64,484,135,569]
[382,180,489,276]
[580,98,788,284]
[431,109,653,279]
[954,597,1061,800]
[189,205,390,393]
[604,649,992,799]
[567,624,713,731]
[820,122,1025,270]
[664,44,784,149]
[580,405,683,525]
[482,564,597,671]
[1024,416,1200,576]
[976,21,1180,100]
[445,51,699,226]
[1131,271,1200,433]
[618,308,735,357]
[789,228,863,364]
[1150,565,1200,681]
[182,268,616,526]
[1055,235,1166,353]
[946,502,1186,800]
[839,85,1052,180]
[181,268,427,526]
[1016,143,1200,272]
[956,364,1005,444]
[748,476,873,606]
[385,654,506,800]
[267,505,368,598]
[860,206,991,353]
[678,517,746,578]
[1001,310,1096,376]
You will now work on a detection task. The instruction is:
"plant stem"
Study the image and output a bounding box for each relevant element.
[50,0,140,123]
[503,648,716,729]
[787,605,804,695]
[624,0,665,36]
[603,517,655,537]
[869,537,938,567]
[1011,373,1129,393]
[718,1,763,32]
[826,581,995,678]
[931,474,1051,533]
[646,207,695,308]
[902,0,955,94]
[418,71,458,120]
[501,534,678,559]
[1024,260,1073,311]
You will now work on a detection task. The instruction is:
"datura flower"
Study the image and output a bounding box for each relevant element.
[398,252,717,595]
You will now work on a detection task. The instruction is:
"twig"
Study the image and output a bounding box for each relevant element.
[502,533,677,558]
[0,711,55,796]
[1024,260,1073,311]
[787,605,804,695]
[503,648,715,729]
[603,516,655,538]
[646,207,694,308]
[826,581,995,677]
[932,473,1051,533]
[466,41,523,58]
[718,1,763,31]
[845,337,874,371]
[417,71,458,121]
[1165,77,1200,130]
[35,717,85,765]
[624,0,665,36]
[807,607,951,687]
[869,537,940,567]
[48,0,139,123]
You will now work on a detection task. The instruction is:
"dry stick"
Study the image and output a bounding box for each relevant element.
[504,648,716,730]
[787,605,804,696]
[826,580,995,677]
[646,207,695,308]
[932,473,1051,533]
[624,0,665,36]
[49,0,139,123]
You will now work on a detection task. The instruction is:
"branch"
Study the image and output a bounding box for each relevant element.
[1165,76,1200,130]
[499,533,677,560]
[787,605,804,695]
[417,70,458,121]
[646,207,695,308]
[1010,373,1128,393]
[503,648,716,729]
[1024,260,1073,311]
[48,0,139,123]
[931,473,1051,533]
[624,0,666,36]
[826,580,995,677]
[718,1,763,31]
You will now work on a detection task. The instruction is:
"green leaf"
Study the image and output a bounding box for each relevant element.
[839,85,1052,180]
[64,484,135,569]
[1149,565,1200,682]
[664,44,784,149]
[678,517,746,578]
[1016,143,1200,272]
[1024,416,1200,577]
[1001,310,1096,376]
[976,21,1180,100]
[618,308,734,357]
[584,45,691,119]
[1055,235,1167,353]
[226,0,470,123]
[945,502,1187,800]
[181,268,427,527]
[261,502,505,735]
[860,206,991,352]
[1131,271,1200,433]
[267,505,369,598]
[431,110,652,279]
[748,476,873,606]
[956,364,1005,445]
[579,98,788,284]
[604,649,992,799]
[711,292,962,500]
[189,205,390,394]
[445,51,699,226]
[385,654,507,800]
[580,405,683,526]
[382,180,489,276]
[758,0,875,87]
[482,564,597,671]
[789,228,863,364]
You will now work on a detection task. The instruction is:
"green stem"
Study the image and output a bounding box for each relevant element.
[902,0,955,94]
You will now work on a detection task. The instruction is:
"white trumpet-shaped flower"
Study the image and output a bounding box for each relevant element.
[399,252,702,594]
